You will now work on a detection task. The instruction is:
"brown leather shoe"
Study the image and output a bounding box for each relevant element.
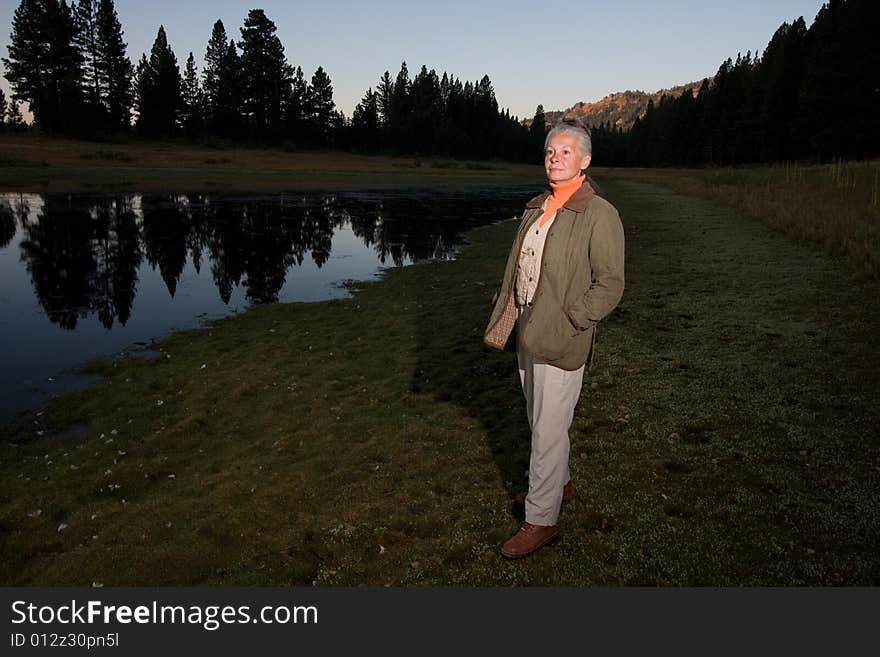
[514,480,575,506]
[501,522,559,559]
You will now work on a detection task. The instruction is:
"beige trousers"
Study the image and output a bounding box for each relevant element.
[516,305,585,525]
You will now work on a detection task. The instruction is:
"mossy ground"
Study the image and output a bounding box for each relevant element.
[1,177,877,585]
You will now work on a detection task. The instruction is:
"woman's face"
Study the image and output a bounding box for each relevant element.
[544,131,591,183]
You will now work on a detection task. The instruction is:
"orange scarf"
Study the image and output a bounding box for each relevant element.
[540,173,585,227]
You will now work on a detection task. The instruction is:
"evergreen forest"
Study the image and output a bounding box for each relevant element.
[2,0,877,165]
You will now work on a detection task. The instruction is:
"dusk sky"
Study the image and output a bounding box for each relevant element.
[1,0,825,121]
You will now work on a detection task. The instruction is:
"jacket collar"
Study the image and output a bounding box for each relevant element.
[525,177,596,212]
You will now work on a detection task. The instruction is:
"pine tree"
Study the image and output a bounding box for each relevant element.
[797,0,880,159]
[842,0,880,158]
[440,75,467,158]
[284,65,309,146]
[221,39,243,138]
[3,1,45,114]
[668,88,698,165]
[134,25,181,137]
[330,109,346,149]
[202,21,242,138]
[729,52,757,164]
[133,53,150,132]
[351,87,379,151]
[472,74,499,157]
[409,65,442,153]
[95,0,133,131]
[74,0,101,112]
[7,97,25,129]
[0,88,7,129]
[753,19,807,161]
[181,52,202,138]
[529,105,546,154]
[202,20,227,130]
[238,9,291,139]
[388,61,411,150]
[376,71,394,127]
[439,72,450,113]
[309,66,336,147]
[3,0,84,133]
[693,78,712,164]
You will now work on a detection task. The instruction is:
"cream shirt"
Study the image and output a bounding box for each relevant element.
[515,204,557,306]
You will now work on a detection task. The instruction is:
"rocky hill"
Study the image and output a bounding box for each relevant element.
[535,80,707,130]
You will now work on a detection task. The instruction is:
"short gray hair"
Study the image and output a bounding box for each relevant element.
[544,116,592,157]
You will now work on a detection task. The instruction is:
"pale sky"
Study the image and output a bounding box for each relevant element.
[1,0,825,122]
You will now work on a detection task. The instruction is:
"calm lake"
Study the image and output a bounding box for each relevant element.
[0,188,535,421]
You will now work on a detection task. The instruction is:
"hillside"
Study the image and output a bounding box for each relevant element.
[536,80,707,130]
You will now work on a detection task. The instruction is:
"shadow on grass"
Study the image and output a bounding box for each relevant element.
[410,291,529,511]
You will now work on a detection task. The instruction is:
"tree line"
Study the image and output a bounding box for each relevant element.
[348,63,538,161]
[1,1,343,146]
[590,0,878,165]
[6,0,874,165]
[2,1,537,159]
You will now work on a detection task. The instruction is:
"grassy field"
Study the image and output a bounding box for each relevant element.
[601,161,880,278]
[1,173,877,585]
[0,135,543,192]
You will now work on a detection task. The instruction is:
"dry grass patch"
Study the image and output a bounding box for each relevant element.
[0,135,543,193]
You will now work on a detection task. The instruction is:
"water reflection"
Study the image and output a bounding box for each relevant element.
[5,191,528,330]
[18,195,142,330]
[0,188,533,418]
[0,201,16,249]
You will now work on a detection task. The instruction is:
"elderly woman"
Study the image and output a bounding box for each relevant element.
[484,117,625,558]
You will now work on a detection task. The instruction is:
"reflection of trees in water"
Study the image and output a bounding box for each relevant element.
[19,196,142,330]
[11,191,525,330]
[0,200,16,249]
[228,199,299,304]
[142,195,190,298]
[0,194,32,249]
[208,201,247,304]
[183,194,211,277]
[91,197,142,328]
[304,197,342,269]
[352,205,408,267]
[20,197,97,330]
[206,196,343,303]
[348,197,493,266]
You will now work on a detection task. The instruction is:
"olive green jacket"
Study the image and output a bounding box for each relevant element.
[483,181,625,371]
